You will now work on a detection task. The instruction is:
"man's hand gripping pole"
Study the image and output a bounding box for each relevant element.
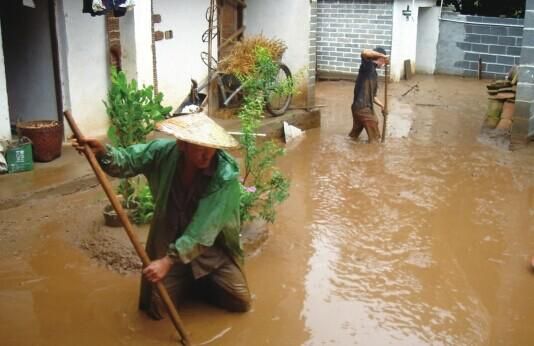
[63,110,191,346]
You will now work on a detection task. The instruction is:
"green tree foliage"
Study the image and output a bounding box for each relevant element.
[439,0,525,17]
[104,68,172,147]
[104,67,171,222]
[237,47,295,223]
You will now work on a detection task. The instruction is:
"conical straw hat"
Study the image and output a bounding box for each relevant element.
[156,112,239,149]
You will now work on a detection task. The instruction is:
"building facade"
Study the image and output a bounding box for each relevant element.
[0,0,316,141]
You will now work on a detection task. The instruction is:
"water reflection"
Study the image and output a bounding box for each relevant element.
[301,78,534,345]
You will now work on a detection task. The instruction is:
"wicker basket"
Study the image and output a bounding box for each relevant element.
[16,120,63,162]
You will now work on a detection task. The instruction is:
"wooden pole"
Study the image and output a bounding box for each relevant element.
[207,0,215,117]
[381,63,389,143]
[63,111,191,346]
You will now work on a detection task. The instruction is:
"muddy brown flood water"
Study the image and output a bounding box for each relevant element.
[1,76,534,345]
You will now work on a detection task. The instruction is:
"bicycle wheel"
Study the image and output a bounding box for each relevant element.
[266,63,293,117]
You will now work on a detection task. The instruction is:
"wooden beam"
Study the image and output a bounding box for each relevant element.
[225,0,246,8]
[220,26,245,51]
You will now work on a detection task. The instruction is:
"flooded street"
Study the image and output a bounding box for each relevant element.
[2,76,534,345]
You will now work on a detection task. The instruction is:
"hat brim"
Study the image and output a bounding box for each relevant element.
[156,112,239,150]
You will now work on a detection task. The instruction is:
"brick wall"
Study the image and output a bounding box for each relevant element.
[106,14,122,69]
[316,0,393,79]
[436,10,523,80]
[511,0,534,145]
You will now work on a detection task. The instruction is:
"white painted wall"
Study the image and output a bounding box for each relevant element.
[244,0,311,104]
[120,1,153,86]
[0,26,10,141]
[62,1,109,137]
[133,1,154,87]
[54,0,71,115]
[120,9,138,81]
[153,0,214,110]
[391,0,436,81]
[415,6,440,74]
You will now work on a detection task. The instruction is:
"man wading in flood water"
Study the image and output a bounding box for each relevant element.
[72,112,251,318]
[349,47,389,143]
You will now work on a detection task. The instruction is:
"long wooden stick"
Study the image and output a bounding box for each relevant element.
[207,0,215,116]
[63,111,191,346]
[381,63,389,144]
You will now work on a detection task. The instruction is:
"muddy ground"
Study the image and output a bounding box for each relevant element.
[1,75,534,345]
[1,186,269,277]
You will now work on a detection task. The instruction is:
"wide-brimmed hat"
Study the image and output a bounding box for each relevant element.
[156,112,239,149]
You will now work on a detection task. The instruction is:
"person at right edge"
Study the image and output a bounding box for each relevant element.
[350,47,389,143]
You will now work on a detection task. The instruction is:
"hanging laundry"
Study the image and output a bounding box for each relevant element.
[83,0,135,17]
[92,0,106,12]
[82,0,106,16]
[116,0,135,9]
[113,0,135,16]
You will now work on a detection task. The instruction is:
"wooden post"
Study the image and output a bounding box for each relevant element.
[207,0,216,117]
[381,63,389,143]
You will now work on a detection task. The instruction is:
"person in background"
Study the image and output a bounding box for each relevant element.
[349,47,389,143]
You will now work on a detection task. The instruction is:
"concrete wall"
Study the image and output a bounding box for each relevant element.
[390,0,436,81]
[119,9,138,82]
[1,0,58,123]
[316,0,435,81]
[54,0,71,116]
[119,1,154,87]
[0,25,9,141]
[133,1,153,87]
[436,10,524,80]
[513,0,534,143]
[152,0,213,110]
[316,0,393,78]
[415,6,440,74]
[245,0,311,105]
[62,1,109,137]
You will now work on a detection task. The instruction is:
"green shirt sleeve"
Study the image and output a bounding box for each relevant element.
[99,140,168,178]
[171,178,241,263]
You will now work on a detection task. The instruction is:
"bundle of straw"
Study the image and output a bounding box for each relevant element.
[218,35,287,76]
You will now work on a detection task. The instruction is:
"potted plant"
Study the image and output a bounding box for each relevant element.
[103,67,172,226]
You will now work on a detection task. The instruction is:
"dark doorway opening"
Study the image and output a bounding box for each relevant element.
[0,0,62,134]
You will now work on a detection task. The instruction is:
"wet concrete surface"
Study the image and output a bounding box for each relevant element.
[1,75,534,345]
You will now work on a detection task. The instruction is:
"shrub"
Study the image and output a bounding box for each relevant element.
[237,46,295,223]
[104,67,171,221]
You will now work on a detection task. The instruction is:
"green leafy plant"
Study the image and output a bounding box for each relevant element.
[237,47,296,223]
[131,184,155,225]
[104,67,172,147]
[104,67,171,222]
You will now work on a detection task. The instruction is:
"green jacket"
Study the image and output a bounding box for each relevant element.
[99,139,243,264]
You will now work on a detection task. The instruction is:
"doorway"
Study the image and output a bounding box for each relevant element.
[415,6,440,74]
[0,0,61,132]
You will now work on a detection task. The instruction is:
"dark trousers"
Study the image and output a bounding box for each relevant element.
[349,106,381,143]
[143,254,251,320]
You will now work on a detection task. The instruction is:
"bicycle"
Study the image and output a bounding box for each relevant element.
[176,4,292,117]
[176,63,293,117]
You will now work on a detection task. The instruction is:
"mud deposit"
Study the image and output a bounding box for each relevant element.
[78,214,268,275]
[1,76,534,345]
[79,223,145,274]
